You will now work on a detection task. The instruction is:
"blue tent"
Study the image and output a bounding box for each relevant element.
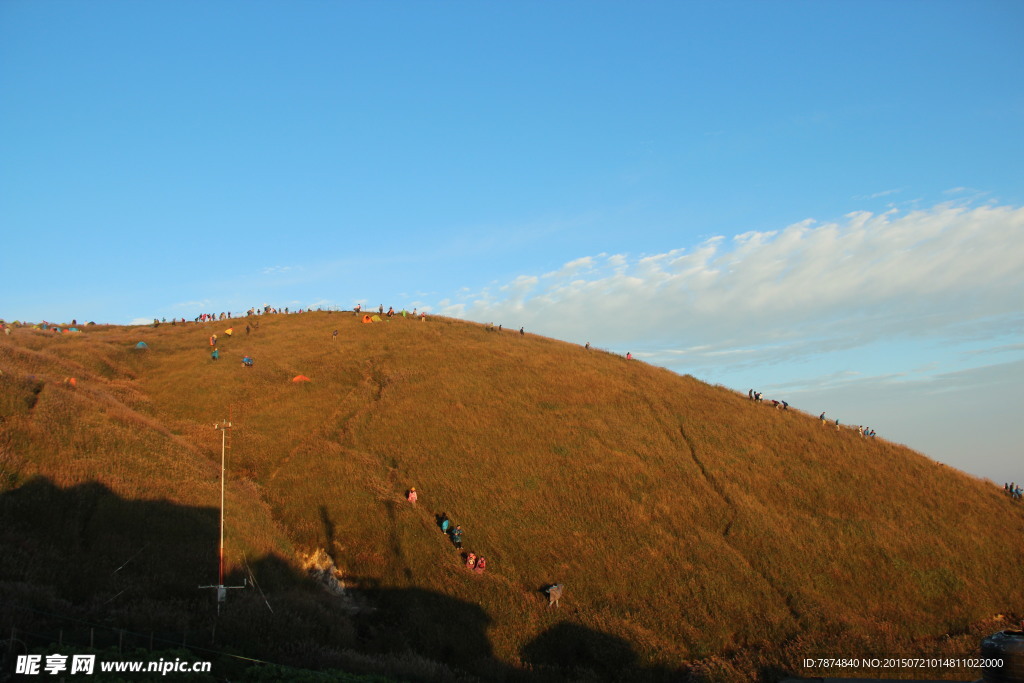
[135,341,149,349]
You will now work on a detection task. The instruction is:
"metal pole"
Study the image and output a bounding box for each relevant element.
[219,425,225,589]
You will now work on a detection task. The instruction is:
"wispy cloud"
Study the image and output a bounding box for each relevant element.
[261,265,298,275]
[443,202,1024,365]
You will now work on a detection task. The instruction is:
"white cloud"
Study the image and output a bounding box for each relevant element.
[443,202,1024,360]
[129,317,153,326]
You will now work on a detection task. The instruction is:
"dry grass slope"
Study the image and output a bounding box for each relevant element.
[2,313,1022,681]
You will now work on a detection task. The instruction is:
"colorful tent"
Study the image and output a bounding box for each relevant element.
[361,315,373,324]
[291,375,311,383]
[135,341,149,349]
[371,315,383,322]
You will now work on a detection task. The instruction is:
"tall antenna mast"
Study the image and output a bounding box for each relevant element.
[199,418,245,614]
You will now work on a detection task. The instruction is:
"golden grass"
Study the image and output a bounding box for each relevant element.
[1,313,1022,681]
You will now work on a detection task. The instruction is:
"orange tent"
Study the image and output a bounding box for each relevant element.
[291,375,311,383]
[361,315,373,324]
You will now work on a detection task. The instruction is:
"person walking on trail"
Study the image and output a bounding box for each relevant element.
[585,342,590,350]
[519,327,524,336]
[407,487,418,505]
[451,525,463,549]
[211,348,220,361]
[546,584,563,607]
[835,418,840,430]
[819,412,826,425]
[748,389,754,400]
[332,329,338,341]
[210,334,217,347]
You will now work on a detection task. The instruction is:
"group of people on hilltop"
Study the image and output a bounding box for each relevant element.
[816,412,878,438]
[748,391,883,439]
[1004,482,1022,500]
[748,389,787,410]
[352,304,426,320]
[188,306,343,324]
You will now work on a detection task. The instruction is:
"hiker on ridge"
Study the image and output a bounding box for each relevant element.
[451,525,463,550]
[407,487,418,505]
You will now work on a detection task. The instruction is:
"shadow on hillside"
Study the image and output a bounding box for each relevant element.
[0,477,693,682]
[521,621,688,683]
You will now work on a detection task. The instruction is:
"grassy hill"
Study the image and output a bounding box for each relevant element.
[1,312,1022,681]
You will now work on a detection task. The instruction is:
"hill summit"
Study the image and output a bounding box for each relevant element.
[2,312,1022,681]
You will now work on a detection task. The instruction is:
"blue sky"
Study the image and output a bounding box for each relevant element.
[2,1,1022,483]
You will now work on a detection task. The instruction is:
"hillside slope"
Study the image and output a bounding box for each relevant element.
[2,312,1022,681]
